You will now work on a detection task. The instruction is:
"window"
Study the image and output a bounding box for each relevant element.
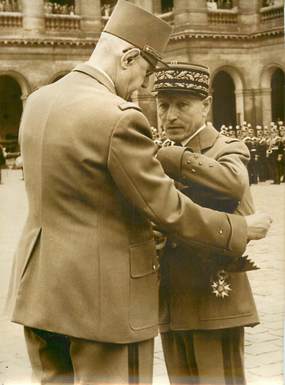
[207,0,233,10]
[0,0,19,12]
[101,0,117,18]
[44,0,75,15]
[262,0,275,7]
[161,0,173,13]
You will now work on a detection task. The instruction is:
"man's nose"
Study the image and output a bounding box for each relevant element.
[166,105,178,122]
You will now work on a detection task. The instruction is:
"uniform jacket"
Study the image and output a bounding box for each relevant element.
[7,64,247,344]
[157,126,259,331]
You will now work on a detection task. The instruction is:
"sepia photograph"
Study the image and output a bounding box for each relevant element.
[0,0,284,384]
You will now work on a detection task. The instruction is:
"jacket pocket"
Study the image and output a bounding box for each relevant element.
[129,239,159,330]
[130,239,158,278]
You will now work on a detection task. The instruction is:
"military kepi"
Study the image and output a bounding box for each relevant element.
[154,62,210,98]
[103,0,172,67]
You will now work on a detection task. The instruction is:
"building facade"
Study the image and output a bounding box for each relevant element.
[0,0,284,149]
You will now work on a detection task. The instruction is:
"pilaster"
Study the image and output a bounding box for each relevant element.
[21,0,45,33]
[238,0,260,32]
[260,88,272,126]
[79,0,102,35]
[173,0,208,27]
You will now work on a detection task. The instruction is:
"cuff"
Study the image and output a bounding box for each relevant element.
[157,146,190,179]
[226,214,247,257]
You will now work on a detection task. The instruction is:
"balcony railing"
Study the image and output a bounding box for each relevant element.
[208,8,238,24]
[45,14,81,31]
[0,11,22,28]
[260,5,284,22]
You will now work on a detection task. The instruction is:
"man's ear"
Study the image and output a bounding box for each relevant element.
[202,96,212,116]
[121,48,141,69]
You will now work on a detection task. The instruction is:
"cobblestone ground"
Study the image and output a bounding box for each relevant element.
[0,170,284,385]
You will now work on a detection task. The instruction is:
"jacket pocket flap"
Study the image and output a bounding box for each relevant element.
[130,240,156,278]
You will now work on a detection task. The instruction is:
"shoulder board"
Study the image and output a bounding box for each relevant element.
[224,138,240,144]
[118,102,142,112]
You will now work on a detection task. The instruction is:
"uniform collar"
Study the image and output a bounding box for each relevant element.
[183,124,219,153]
[73,63,116,95]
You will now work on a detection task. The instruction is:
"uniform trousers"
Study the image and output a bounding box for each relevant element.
[24,327,154,385]
[161,327,245,385]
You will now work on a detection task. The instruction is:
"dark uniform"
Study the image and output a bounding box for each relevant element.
[256,134,268,182]
[243,134,258,184]
[268,134,282,184]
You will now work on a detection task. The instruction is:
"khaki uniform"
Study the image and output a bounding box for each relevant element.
[157,126,258,385]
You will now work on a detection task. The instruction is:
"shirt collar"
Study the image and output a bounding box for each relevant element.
[182,124,219,152]
[181,124,206,147]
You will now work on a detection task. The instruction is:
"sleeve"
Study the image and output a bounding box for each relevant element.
[107,109,247,258]
[156,139,250,201]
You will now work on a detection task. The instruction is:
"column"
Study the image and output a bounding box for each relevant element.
[80,0,102,35]
[238,0,260,32]
[235,89,245,126]
[261,88,272,126]
[173,0,208,27]
[152,0,162,14]
[253,88,263,125]
[21,0,45,33]
[243,89,256,127]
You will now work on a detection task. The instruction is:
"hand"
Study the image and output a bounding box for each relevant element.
[151,222,167,250]
[245,212,273,241]
[153,230,167,250]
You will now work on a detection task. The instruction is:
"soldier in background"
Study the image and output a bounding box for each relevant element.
[256,125,268,182]
[0,143,5,184]
[243,128,258,184]
[267,126,282,184]
[279,126,285,182]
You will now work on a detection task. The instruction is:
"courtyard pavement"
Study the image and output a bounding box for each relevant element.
[0,170,284,385]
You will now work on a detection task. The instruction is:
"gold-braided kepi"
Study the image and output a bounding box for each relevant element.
[154,62,210,99]
[103,0,172,69]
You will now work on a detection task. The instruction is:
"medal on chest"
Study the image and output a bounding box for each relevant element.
[211,270,231,298]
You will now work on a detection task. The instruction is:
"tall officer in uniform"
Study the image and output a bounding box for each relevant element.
[243,128,258,184]
[256,126,268,182]
[154,63,262,385]
[6,2,271,384]
[279,126,285,182]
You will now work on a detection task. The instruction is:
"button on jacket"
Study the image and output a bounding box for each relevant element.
[8,65,248,344]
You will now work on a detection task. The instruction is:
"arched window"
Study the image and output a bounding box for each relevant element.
[0,75,22,151]
[44,0,75,15]
[271,68,285,122]
[161,0,173,13]
[212,71,236,130]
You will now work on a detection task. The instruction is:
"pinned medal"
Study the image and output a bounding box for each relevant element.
[211,270,231,299]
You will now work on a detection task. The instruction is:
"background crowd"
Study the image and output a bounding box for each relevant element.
[220,121,285,185]
[44,1,75,15]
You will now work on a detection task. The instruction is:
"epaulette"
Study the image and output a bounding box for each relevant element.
[224,138,240,144]
[118,102,142,112]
